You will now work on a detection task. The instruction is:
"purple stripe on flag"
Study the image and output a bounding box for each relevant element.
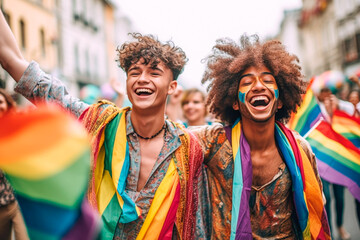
[317,160,360,201]
[235,133,253,239]
[63,200,100,240]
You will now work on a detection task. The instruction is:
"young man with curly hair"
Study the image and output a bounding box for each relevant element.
[0,11,204,239]
[192,35,331,239]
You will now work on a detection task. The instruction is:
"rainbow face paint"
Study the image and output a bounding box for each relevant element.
[238,73,278,103]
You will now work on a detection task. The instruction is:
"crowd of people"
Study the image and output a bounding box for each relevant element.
[0,8,359,240]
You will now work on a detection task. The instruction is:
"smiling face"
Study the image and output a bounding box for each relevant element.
[182,91,206,125]
[126,59,177,112]
[233,65,282,122]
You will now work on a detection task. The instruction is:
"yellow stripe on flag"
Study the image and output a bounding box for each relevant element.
[311,130,360,165]
[98,170,116,215]
[112,112,127,194]
[1,136,89,179]
[136,160,179,240]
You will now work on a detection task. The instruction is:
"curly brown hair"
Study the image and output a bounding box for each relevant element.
[202,34,307,125]
[117,33,188,80]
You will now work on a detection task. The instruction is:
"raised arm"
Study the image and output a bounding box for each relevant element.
[0,10,88,117]
[0,10,29,81]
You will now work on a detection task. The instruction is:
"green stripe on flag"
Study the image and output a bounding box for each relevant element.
[101,194,122,239]
[6,150,90,208]
[307,138,360,173]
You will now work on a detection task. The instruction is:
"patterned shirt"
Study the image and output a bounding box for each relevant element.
[14,61,190,239]
[192,123,323,240]
[0,170,15,207]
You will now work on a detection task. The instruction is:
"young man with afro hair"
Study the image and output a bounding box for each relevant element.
[192,34,331,239]
[0,10,205,239]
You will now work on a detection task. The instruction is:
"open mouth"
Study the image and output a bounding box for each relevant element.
[135,88,154,96]
[250,96,269,107]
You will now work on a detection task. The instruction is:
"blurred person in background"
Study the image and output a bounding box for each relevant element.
[317,87,351,240]
[348,89,360,117]
[180,88,212,127]
[346,88,360,229]
[0,9,204,239]
[0,88,28,240]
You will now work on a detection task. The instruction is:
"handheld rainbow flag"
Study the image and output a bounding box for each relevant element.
[305,120,360,201]
[288,82,323,136]
[332,109,360,148]
[0,104,101,240]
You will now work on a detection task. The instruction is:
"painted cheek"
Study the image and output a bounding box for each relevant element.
[274,89,279,99]
[238,91,246,103]
[238,83,253,103]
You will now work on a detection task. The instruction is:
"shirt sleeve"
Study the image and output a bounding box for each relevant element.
[14,61,89,118]
[190,123,229,164]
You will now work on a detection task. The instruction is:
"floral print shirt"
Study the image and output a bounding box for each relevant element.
[192,124,323,240]
[0,170,15,207]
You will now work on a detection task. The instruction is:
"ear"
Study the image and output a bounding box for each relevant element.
[277,99,283,109]
[232,101,239,110]
[167,81,178,95]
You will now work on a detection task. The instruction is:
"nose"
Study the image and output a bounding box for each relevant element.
[252,77,266,91]
[138,72,150,84]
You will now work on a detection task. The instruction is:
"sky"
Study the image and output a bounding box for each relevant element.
[117,0,302,90]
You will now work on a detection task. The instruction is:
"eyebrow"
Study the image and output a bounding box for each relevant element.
[128,66,140,72]
[240,72,273,79]
[151,66,164,72]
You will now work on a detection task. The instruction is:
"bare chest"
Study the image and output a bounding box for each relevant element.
[251,151,284,186]
[137,137,164,191]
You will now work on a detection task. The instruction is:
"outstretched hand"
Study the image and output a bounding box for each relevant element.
[0,10,29,82]
[110,78,125,96]
[110,78,125,107]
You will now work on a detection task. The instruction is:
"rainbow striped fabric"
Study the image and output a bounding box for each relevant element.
[306,120,360,201]
[80,101,203,239]
[288,86,323,137]
[332,109,360,148]
[0,104,100,240]
[89,107,180,239]
[230,120,330,240]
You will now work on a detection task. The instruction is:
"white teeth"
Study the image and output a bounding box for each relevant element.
[135,88,153,94]
[250,96,269,104]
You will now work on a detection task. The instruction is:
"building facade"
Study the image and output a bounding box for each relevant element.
[0,0,58,91]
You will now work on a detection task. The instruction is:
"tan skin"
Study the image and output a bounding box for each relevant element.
[126,60,177,191]
[233,65,283,186]
[0,10,178,192]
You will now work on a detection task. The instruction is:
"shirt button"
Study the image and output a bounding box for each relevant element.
[219,201,224,208]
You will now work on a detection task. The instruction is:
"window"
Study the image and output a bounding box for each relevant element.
[343,36,358,63]
[19,19,26,49]
[85,50,90,77]
[74,44,79,74]
[40,28,46,56]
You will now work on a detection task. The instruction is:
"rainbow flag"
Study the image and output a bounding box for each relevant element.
[230,119,330,239]
[306,120,360,201]
[332,109,360,148]
[288,86,323,137]
[0,104,101,240]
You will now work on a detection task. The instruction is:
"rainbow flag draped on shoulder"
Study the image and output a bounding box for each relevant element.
[0,104,100,240]
[306,119,360,201]
[288,85,323,136]
[230,120,330,240]
[332,109,360,148]
[79,100,203,240]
